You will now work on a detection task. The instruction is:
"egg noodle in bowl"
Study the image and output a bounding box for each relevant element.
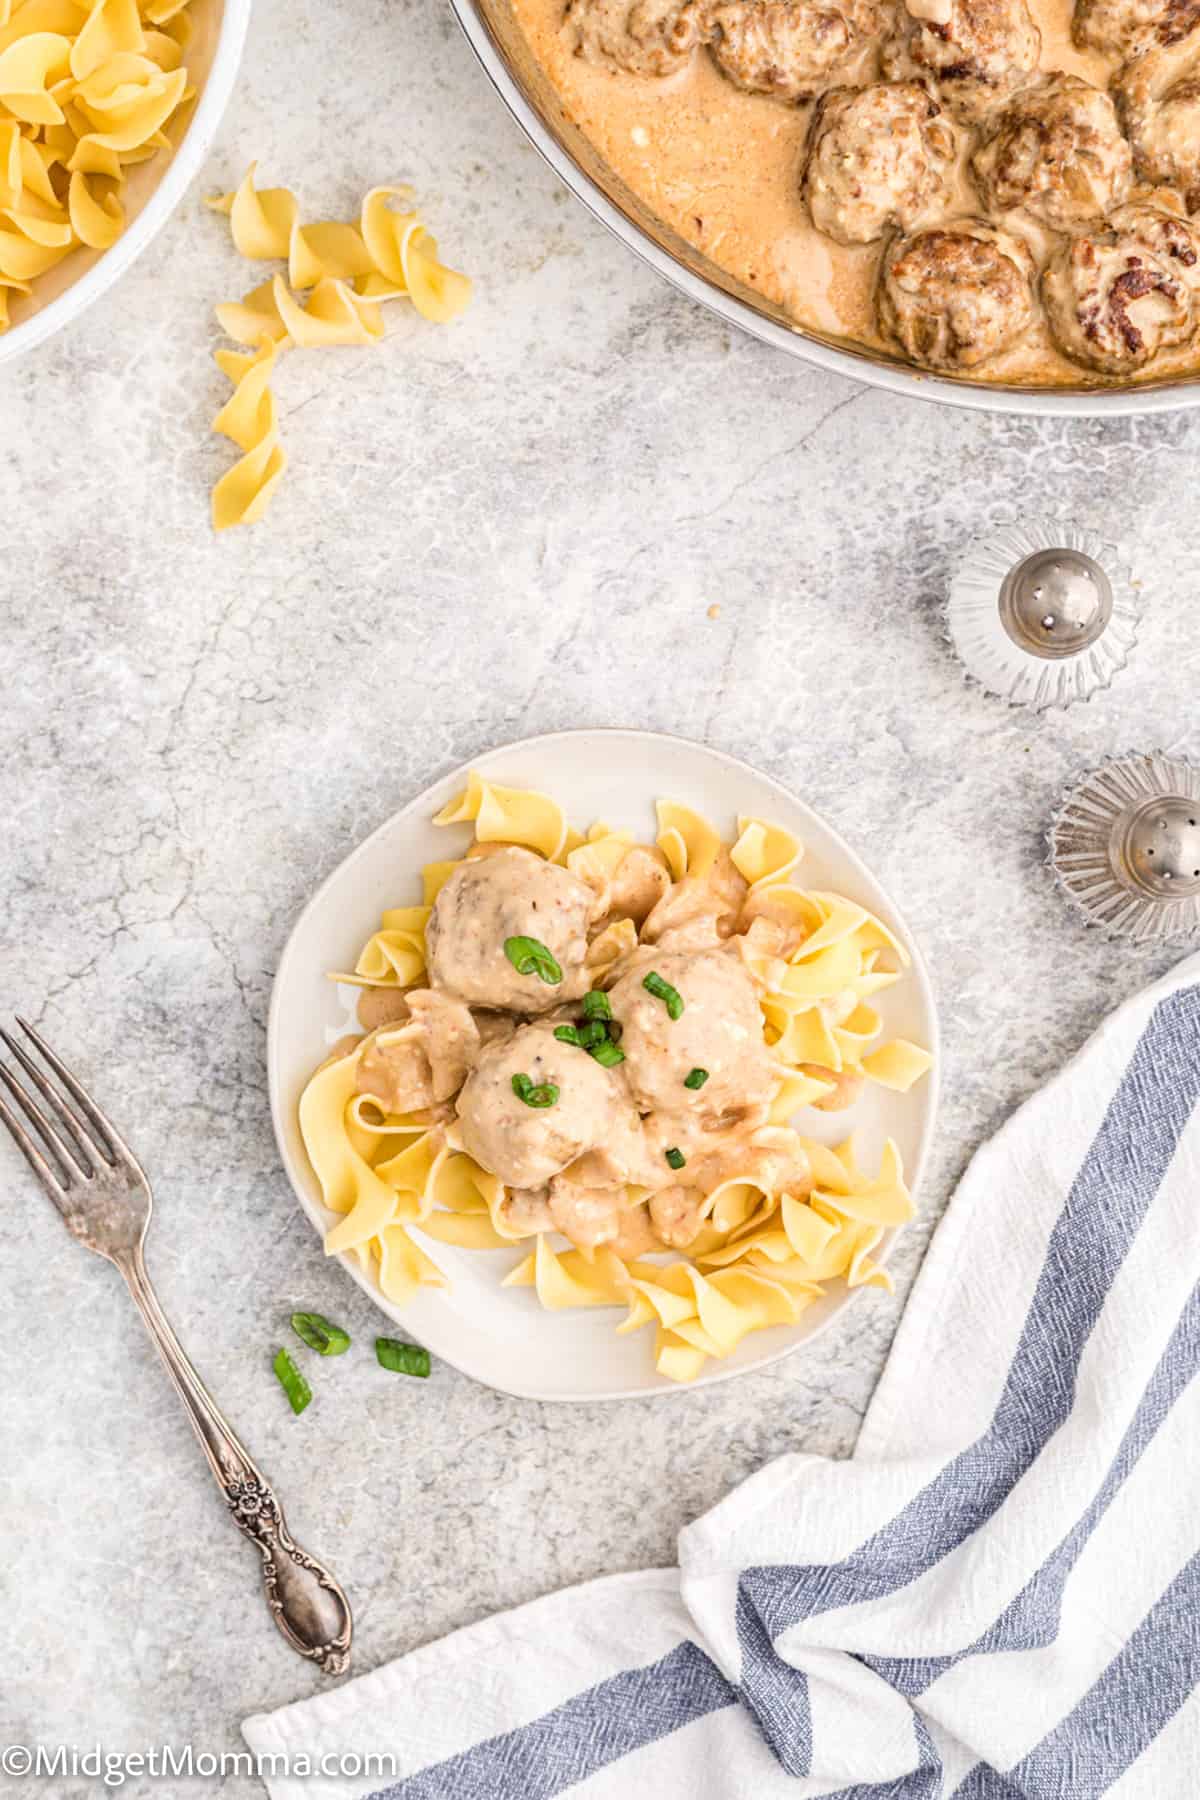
[298,774,933,1383]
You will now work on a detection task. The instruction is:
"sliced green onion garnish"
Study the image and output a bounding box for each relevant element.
[683,1068,709,1090]
[512,1073,559,1107]
[665,1147,686,1171]
[273,1348,312,1415]
[576,1019,608,1049]
[291,1312,351,1356]
[643,971,684,1020]
[504,935,563,985]
[589,1040,625,1068]
[554,1025,583,1047]
[376,1337,431,1378]
[582,990,613,1021]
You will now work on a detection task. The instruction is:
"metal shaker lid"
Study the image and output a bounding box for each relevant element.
[1050,753,1200,942]
[948,520,1140,710]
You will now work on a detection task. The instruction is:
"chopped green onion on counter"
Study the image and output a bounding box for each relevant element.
[290,1312,351,1356]
[273,1348,313,1415]
[376,1338,431,1379]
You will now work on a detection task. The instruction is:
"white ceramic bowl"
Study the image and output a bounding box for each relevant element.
[0,0,251,368]
[268,731,940,1401]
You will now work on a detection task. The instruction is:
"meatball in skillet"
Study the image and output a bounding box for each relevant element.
[881,0,1041,123]
[972,75,1133,229]
[705,0,883,100]
[803,81,957,243]
[877,218,1037,370]
[1074,0,1190,56]
[1043,201,1200,372]
[1116,4,1200,210]
[566,0,703,75]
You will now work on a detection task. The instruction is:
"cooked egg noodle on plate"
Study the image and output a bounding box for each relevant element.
[297,776,933,1382]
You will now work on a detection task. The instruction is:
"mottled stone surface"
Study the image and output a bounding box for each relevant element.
[1,0,1199,1788]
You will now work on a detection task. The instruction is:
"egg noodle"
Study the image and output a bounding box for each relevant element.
[0,0,196,332]
[207,166,472,530]
[298,776,933,1383]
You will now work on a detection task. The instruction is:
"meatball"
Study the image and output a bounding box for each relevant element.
[455,1022,624,1188]
[566,0,703,74]
[881,0,1041,123]
[425,847,594,1014]
[971,76,1133,230]
[1043,203,1200,372]
[705,0,879,102]
[803,81,957,244]
[1073,0,1185,54]
[878,219,1036,370]
[607,948,777,1122]
[1116,6,1200,210]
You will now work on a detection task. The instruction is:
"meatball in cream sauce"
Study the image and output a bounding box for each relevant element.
[803,81,957,244]
[353,819,862,1262]
[425,846,595,1013]
[511,0,1200,387]
[1042,201,1200,370]
[971,75,1132,230]
[878,219,1037,370]
[608,947,778,1122]
[881,0,1042,124]
[455,1021,629,1188]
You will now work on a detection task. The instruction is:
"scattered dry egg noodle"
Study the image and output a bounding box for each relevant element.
[207,166,472,530]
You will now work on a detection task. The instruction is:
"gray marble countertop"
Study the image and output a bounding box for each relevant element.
[2,0,1199,1789]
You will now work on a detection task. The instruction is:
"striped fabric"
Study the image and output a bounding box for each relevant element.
[244,955,1200,1800]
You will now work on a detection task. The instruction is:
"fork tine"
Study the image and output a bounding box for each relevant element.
[0,1061,91,1183]
[0,1085,71,1200]
[15,1017,141,1172]
[0,1028,98,1173]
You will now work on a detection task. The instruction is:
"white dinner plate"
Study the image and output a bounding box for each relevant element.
[268,730,940,1401]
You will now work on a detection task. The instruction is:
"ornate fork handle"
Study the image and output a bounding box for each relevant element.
[121,1247,353,1675]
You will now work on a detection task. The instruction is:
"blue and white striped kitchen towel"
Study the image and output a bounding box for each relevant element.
[244,952,1200,1800]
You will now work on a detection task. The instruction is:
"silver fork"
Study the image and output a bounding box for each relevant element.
[0,1017,353,1676]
